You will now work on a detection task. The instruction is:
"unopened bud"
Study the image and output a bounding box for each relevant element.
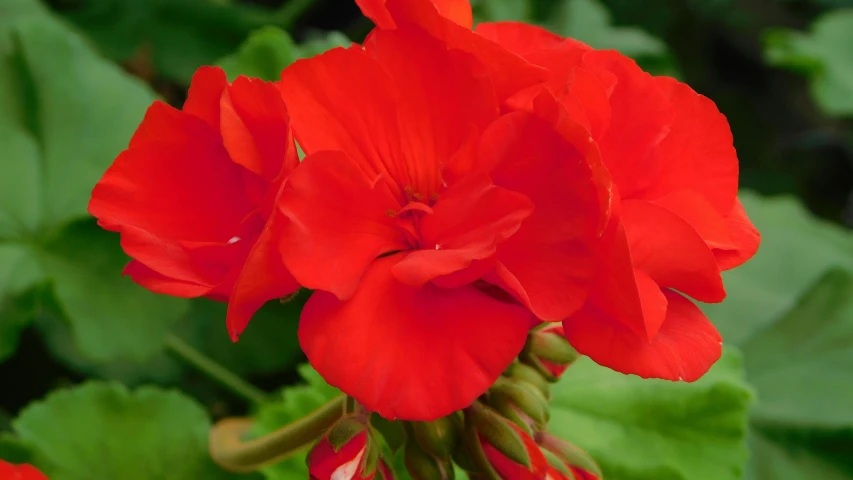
[404,438,455,480]
[528,325,580,364]
[523,325,580,382]
[538,433,602,480]
[409,416,457,459]
[377,460,395,480]
[466,403,531,468]
[504,362,551,398]
[308,417,378,480]
[542,449,575,479]
[462,402,551,480]
[490,378,550,431]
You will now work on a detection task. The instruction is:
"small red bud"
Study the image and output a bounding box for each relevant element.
[524,325,580,382]
[308,423,376,480]
[469,404,549,480]
[538,433,602,480]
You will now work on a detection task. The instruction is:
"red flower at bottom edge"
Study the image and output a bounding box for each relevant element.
[0,461,48,480]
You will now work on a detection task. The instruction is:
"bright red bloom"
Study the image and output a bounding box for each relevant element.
[277,29,606,420]
[308,431,374,480]
[0,461,48,480]
[480,421,549,480]
[357,1,760,381]
[89,66,300,338]
[474,23,761,381]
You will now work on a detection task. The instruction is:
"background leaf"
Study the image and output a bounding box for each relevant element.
[11,381,255,479]
[550,349,752,480]
[763,9,853,117]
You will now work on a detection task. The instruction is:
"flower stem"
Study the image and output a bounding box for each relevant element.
[210,395,346,472]
[164,334,269,405]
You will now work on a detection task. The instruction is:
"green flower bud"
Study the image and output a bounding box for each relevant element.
[405,438,455,480]
[490,378,550,431]
[504,362,551,398]
[538,432,602,479]
[466,402,531,468]
[409,416,458,459]
[527,325,580,365]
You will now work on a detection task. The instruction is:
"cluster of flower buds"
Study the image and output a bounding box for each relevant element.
[305,324,599,480]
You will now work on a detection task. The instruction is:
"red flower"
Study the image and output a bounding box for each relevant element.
[471,23,761,381]
[356,1,760,381]
[277,28,607,420]
[89,66,300,338]
[308,431,375,480]
[480,421,549,480]
[0,461,48,480]
[356,0,473,30]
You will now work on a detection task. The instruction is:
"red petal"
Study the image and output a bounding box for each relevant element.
[182,66,229,130]
[364,28,500,196]
[308,432,371,480]
[122,260,211,297]
[356,0,396,28]
[714,199,761,271]
[651,189,733,249]
[640,77,739,214]
[476,112,600,321]
[563,289,722,381]
[384,0,549,101]
[621,200,726,303]
[392,173,533,287]
[220,76,298,183]
[279,46,405,196]
[226,214,299,340]
[357,0,472,28]
[90,120,251,242]
[299,256,531,420]
[581,51,672,199]
[278,151,406,300]
[584,217,668,341]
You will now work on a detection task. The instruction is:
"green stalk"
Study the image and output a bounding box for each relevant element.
[210,395,346,472]
[165,334,269,405]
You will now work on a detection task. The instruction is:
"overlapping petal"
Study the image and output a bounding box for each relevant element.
[89,66,300,338]
[475,112,602,321]
[299,256,531,420]
[564,289,722,381]
[278,151,406,300]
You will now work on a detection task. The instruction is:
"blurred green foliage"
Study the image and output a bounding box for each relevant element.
[1,0,853,479]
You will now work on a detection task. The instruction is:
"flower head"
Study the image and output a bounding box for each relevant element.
[471,24,761,380]
[89,66,300,338]
[277,27,607,421]
[0,461,48,480]
[358,1,760,381]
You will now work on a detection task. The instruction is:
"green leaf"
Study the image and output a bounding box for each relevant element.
[704,192,853,346]
[0,11,156,233]
[0,245,42,362]
[548,0,668,59]
[746,429,853,480]
[11,381,252,479]
[217,26,299,82]
[53,0,313,83]
[217,27,351,82]
[549,349,752,480]
[763,10,853,117]
[0,433,33,465]
[471,0,533,22]
[175,291,306,377]
[35,221,188,362]
[743,269,853,428]
[252,364,341,479]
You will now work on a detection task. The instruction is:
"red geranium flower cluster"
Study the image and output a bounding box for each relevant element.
[90,0,759,421]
